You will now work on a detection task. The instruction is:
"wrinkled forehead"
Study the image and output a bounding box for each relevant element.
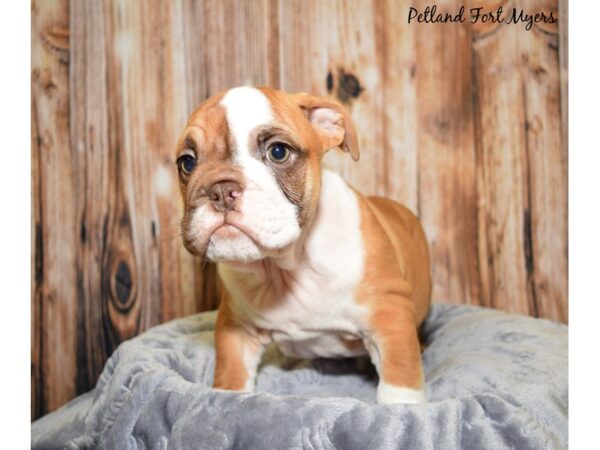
[178,87,312,158]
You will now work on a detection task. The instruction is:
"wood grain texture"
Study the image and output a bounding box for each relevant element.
[32,0,568,419]
[70,0,121,397]
[472,0,566,319]
[414,0,480,307]
[31,0,76,420]
[520,0,567,321]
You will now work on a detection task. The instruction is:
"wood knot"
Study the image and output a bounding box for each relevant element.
[326,68,363,104]
[110,259,136,313]
[42,25,69,51]
[337,69,363,103]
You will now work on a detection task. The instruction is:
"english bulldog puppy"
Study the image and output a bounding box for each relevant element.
[176,86,431,404]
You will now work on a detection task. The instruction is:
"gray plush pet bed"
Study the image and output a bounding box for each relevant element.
[32,303,568,449]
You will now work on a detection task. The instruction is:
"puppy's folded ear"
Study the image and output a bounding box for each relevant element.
[291,93,360,161]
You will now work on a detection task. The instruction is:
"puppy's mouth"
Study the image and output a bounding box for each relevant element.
[210,213,252,239]
[211,221,250,240]
[212,223,241,238]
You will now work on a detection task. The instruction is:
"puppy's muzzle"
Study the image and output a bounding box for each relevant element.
[209,180,243,213]
[189,166,245,213]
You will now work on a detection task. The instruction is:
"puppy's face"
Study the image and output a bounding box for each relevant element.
[176,87,359,263]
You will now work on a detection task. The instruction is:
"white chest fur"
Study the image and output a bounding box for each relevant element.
[219,170,369,358]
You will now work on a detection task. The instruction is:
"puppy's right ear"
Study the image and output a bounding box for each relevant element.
[291,93,360,161]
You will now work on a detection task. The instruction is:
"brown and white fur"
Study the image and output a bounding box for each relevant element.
[176,86,431,404]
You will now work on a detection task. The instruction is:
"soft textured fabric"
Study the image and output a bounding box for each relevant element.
[31,304,568,449]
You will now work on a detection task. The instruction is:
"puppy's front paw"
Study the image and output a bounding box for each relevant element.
[377,382,427,405]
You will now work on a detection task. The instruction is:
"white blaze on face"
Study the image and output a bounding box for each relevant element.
[203,87,301,261]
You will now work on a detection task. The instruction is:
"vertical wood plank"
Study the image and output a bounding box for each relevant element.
[473,25,530,315]
[31,0,76,419]
[472,0,566,321]
[414,1,480,306]
[70,0,114,393]
[520,0,567,322]
[473,1,533,316]
[374,0,419,211]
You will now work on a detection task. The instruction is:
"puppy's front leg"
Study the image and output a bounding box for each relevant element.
[213,303,264,392]
[364,297,427,405]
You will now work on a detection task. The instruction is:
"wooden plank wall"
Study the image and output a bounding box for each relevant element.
[31,0,568,419]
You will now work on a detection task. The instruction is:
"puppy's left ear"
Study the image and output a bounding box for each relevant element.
[292,93,360,161]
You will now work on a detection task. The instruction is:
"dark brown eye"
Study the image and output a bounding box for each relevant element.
[177,154,196,175]
[267,143,290,163]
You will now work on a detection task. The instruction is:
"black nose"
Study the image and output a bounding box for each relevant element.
[208,180,243,212]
